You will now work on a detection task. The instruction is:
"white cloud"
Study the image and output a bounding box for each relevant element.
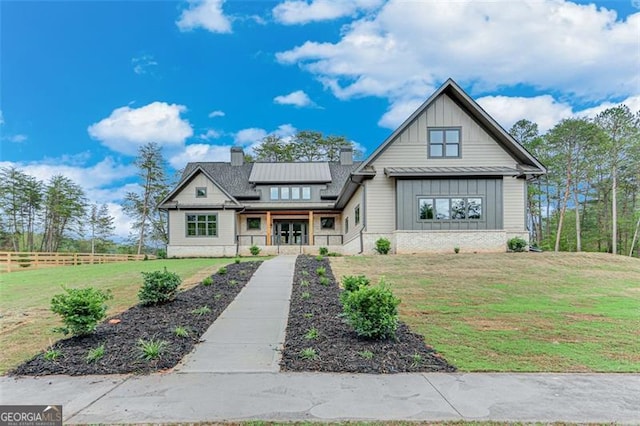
[198,129,221,140]
[277,0,640,126]
[274,90,316,107]
[5,134,28,143]
[208,110,225,118]
[377,97,424,129]
[131,54,158,75]
[177,0,232,33]
[578,95,640,118]
[273,0,383,25]
[233,123,297,154]
[477,95,574,133]
[88,102,193,155]
[169,143,233,168]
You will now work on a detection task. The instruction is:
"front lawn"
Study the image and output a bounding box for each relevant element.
[0,258,257,374]
[330,252,640,372]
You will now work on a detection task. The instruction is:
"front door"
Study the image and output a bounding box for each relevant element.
[274,220,308,245]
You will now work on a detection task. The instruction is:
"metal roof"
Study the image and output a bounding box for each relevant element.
[249,162,332,183]
[384,166,524,177]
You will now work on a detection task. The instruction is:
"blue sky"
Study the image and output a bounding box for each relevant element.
[1,0,639,237]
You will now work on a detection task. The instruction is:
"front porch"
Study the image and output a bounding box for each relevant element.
[236,210,343,255]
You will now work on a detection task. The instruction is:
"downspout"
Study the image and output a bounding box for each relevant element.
[235,206,246,257]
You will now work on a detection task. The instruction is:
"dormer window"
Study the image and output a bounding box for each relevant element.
[429,128,461,158]
[196,187,207,198]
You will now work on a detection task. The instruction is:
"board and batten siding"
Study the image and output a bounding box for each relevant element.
[396,178,503,230]
[365,93,521,234]
[342,185,364,244]
[503,177,526,231]
[168,210,236,246]
[171,172,232,205]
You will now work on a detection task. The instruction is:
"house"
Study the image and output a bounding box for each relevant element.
[160,79,545,256]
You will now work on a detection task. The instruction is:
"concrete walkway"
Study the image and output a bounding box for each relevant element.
[177,255,296,373]
[1,372,638,423]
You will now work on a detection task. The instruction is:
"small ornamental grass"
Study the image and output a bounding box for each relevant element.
[304,327,319,340]
[202,276,214,286]
[137,338,167,361]
[234,257,241,264]
[86,344,105,364]
[51,287,112,336]
[217,266,227,275]
[340,279,400,340]
[44,348,62,361]
[319,276,330,286]
[173,326,190,338]
[138,268,182,306]
[316,266,326,276]
[191,306,212,316]
[315,255,324,261]
[301,291,311,300]
[299,347,319,361]
[358,350,374,360]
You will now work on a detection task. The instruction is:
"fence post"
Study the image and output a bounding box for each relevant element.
[7,252,11,273]
[74,253,78,265]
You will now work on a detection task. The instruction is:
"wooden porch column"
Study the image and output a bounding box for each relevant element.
[266,211,271,246]
[308,211,314,246]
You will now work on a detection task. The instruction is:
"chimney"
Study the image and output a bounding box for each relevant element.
[230,147,244,166]
[339,146,353,166]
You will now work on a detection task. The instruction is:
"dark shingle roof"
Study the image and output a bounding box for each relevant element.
[181,162,258,199]
[179,161,362,201]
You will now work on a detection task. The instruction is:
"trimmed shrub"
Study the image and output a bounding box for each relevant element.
[341,280,400,339]
[249,245,261,256]
[319,247,329,256]
[374,238,391,255]
[341,275,370,293]
[138,268,182,306]
[51,287,112,336]
[508,237,528,252]
[156,249,167,259]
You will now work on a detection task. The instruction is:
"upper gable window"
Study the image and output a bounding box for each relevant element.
[429,128,461,158]
[196,187,207,198]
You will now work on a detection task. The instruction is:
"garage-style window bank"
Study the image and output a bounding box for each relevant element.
[418,197,482,220]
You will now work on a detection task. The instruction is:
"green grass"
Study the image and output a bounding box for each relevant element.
[0,258,247,374]
[331,252,640,373]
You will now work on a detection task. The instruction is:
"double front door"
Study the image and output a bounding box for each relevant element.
[274,220,308,245]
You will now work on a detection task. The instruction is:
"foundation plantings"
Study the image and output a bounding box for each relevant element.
[11,261,262,376]
[280,255,454,373]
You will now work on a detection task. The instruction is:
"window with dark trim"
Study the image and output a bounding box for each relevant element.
[270,187,279,200]
[355,205,360,225]
[320,217,335,229]
[428,128,461,158]
[302,187,311,200]
[186,213,218,237]
[196,187,207,198]
[418,197,482,221]
[247,217,261,230]
[345,217,349,234]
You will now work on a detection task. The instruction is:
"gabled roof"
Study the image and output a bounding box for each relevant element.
[159,164,244,208]
[353,78,546,174]
[249,162,332,183]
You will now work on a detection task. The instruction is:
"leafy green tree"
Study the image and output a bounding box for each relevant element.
[88,203,115,254]
[253,135,295,162]
[40,175,87,252]
[252,131,355,162]
[123,142,169,254]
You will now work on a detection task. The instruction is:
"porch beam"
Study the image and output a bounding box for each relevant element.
[308,211,314,246]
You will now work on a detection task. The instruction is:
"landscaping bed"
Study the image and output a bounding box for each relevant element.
[10,261,262,376]
[280,255,455,373]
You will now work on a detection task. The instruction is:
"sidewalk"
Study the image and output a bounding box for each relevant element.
[176,255,296,373]
[1,372,638,423]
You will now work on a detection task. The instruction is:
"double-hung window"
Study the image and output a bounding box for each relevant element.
[429,128,461,158]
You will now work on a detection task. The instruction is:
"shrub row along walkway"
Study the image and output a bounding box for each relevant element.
[176,255,296,372]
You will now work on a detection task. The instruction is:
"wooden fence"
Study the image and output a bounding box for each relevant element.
[0,252,155,273]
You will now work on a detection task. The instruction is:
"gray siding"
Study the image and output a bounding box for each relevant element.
[396,178,503,230]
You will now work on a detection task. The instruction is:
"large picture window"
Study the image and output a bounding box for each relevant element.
[186,214,218,237]
[418,197,482,221]
[429,128,461,158]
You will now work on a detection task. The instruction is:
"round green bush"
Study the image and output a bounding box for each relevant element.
[507,237,528,252]
[340,281,400,339]
[374,238,391,254]
[51,287,112,336]
[138,268,182,306]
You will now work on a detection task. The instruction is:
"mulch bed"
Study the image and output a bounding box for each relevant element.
[11,261,262,376]
[280,255,455,373]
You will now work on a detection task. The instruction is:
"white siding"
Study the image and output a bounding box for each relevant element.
[168,209,236,246]
[366,93,521,233]
[342,186,364,245]
[503,177,526,231]
[171,173,232,205]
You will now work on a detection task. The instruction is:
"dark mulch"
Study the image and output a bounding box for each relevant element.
[11,261,262,376]
[280,255,455,373]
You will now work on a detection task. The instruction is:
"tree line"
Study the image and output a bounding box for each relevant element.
[0,169,115,253]
[510,105,640,256]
